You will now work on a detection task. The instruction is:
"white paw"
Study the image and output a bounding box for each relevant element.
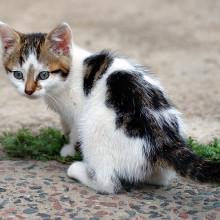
[60,144,75,157]
[67,162,88,180]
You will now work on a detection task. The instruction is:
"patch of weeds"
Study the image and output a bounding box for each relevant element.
[188,137,220,162]
[0,128,219,163]
[0,128,82,163]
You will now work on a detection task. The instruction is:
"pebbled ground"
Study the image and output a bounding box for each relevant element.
[0,160,219,219]
[0,1,220,219]
[0,0,220,143]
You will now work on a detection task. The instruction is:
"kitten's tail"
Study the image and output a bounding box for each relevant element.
[163,143,220,183]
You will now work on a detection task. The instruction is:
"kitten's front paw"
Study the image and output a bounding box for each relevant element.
[60,144,75,157]
[67,162,87,180]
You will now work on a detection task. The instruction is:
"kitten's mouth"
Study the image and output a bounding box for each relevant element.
[24,93,40,100]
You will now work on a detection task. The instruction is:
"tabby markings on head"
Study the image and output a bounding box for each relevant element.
[19,33,47,65]
[83,50,113,96]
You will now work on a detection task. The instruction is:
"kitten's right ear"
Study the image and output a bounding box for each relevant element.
[0,22,22,54]
[46,23,73,56]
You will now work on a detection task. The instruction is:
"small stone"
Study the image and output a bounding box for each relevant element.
[17,181,29,186]
[39,193,46,199]
[6,208,16,213]
[29,186,42,190]
[148,211,162,218]
[37,213,50,218]
[88,196,98,200]
[93,211,109,218]
[156,196,167,200]
[184,190,197,195]
[0,181,7,184]
[54,212,66,216]
[149,206,157,210]
[178,212,188,219]
[169,207,179,210]
[192,196,204,201]
[186,210,198,215]
[54,201,62,210]
[14,199,21,204]
[99,202,117,207]
[85,201,95,205]
[125,210,136,217]
[80,190,88,195]
[206,213,216,220]
[15,215,25,219]
[43,181,50,185]
[48,197,57,202]
[5,177,15,181]
[203,202,220,210]
[23,208,37,214]
[198,190,212,196]
[65,208,73,212]
[160,202,169,207]
[0,188,6,192]
[186,203,195,207]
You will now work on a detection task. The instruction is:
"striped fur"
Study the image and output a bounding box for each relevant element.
[1,22,220,194]
[19,33,47,65]
[83,50,113,95]
[0,22,71,98]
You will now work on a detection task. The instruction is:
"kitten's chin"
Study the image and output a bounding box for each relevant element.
[23,93,42,100]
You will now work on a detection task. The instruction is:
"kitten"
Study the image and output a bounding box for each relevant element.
[0,22,219,194]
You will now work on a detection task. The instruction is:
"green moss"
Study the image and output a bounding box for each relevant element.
[0,128,82,163]
[0,128,219,163]
[188,137,220,162]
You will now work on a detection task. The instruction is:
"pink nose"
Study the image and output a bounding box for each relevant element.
[25,89,34,95]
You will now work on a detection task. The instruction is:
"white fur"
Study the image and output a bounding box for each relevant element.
[67,54,178,193]
[22,53,44,74]
[8,44,178,193]
[1,23,181,193]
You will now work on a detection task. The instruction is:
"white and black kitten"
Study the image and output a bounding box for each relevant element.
[0,22,219,194]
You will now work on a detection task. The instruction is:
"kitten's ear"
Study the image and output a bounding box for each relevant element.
[46,23,73,56]
[0,22,22,54]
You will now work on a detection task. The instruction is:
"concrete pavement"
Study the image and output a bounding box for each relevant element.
[0,160,219,219]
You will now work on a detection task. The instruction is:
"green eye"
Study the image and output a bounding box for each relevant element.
[13,71,23,80]
[38,71,50,80]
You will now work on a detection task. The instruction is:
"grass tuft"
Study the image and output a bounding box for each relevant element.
[0,128,82,163]
[188,137,220,162]
[0,128,219,163]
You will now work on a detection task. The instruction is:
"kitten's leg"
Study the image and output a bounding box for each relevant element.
[60,126,77,157]
[67,161,121,194]
[60,116,71,137]
[147,166,176,186]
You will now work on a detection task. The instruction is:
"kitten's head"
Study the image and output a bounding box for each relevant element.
[0,22,73,99]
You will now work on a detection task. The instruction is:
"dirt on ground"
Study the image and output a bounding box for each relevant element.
[0,0,220,143]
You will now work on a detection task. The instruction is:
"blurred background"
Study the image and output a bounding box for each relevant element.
[0,0,220,143]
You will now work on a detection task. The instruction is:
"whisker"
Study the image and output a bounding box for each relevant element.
[45,92,72,115]
[45,93,58,110]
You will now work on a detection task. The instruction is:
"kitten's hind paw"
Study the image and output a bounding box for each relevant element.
[60,144,75,157]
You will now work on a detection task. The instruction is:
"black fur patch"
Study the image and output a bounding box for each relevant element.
[83,50,113,96]
[4,66,12,74]
[162,144,220,183]
[106,71,172,140]
[19,33,46,65]
[51,69,69,78]
[106,70,220,184]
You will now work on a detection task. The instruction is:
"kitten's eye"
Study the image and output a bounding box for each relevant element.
[38,71,50,80]
[13,71,23,80]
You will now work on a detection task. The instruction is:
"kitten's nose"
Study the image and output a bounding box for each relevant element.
[25,89,34,95]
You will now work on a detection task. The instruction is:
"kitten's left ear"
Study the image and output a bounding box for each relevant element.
[46,23,73,56]
[0,22,22,54]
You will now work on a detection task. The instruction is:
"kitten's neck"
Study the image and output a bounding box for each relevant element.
[44,45,91,118]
